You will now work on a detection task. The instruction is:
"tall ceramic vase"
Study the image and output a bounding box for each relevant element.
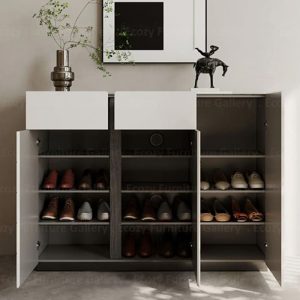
[51,50,75,91]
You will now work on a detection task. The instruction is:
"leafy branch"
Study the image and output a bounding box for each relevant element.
[33,0,131,76]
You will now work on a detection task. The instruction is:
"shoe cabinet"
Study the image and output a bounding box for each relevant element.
[17,91,281,288]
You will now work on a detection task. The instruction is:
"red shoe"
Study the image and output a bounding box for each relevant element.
[59,169,75,190]
[42,170,58,190]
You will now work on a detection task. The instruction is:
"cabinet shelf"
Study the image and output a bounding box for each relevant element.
[39,245,110,262]
[201,222,265,226]
[201,245,265,262]
[121,222,192,226]
[39,220,110,226]
[39,190,110,194]
[201,189,265,194]
[39,150,109,158]
[201,151,265,159]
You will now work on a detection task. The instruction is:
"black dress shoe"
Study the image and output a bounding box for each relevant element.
[139,230,153,258]
[176,232,192,258]
[159,232,174,258]
[122,233,136,258]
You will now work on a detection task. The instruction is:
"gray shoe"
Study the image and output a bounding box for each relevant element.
[157,201,172,221]
[177,201,191,221]
[77,201,93,221]
[97,200,110,221]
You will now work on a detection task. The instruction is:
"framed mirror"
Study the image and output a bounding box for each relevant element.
[103,0,206,63]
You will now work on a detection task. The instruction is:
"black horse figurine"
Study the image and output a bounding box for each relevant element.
[194,45,229,88]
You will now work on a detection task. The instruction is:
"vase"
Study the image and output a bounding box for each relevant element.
[51,50,75,91]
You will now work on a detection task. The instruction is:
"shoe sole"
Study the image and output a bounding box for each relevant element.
[178,213,192,221]
[249,184,264,189]
[201,213,214,222]
[231,183,248,189]
[215,213,231,222]
[42,216,56,220]
[77,213,93,221]
[215,182,230,190]
[59,217,75,221]
[97,213,109,221]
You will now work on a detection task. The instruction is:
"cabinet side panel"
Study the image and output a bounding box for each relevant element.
[265,93,282,284]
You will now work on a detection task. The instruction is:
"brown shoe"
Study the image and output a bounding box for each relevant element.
[59,198,75,221]
[139,230,153,258]
[245,198,263,222]
[141,200,156,221]
[78,169,92,190]
[123,197,140,220]
[42,170,58,190]
[59,169,75,190]
[232,198,248,222]
[122,233,136,258]
[41,197,59,220]
[94,170,108,190]
[159,232,174,258]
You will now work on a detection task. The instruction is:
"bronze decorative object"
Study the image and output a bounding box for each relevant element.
[194,45,229,88]
[51,50,74,91]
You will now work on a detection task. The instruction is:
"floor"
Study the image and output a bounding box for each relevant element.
[0,256,300,300]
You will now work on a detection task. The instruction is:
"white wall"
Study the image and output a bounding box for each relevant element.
[0,0,299,283]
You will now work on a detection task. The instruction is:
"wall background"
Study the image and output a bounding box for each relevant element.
[0,0,300,284]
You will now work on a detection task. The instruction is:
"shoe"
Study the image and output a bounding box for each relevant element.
[247,171,264,189]
[94,170,108,190]
[141,200,156,221]
[159,232,174,258]
[213,170,230,190]
[213,199,231,222]
[231,171,248,189]
[42,170,58,189]
[77,201,93,221]
[201,199,214,222]
[97,200,110,221]
[244,198,263,222]
[157,201,172,221]
[201,174,210,190]
[176,233,192,258]
[232,198,248,222]
[78,169,92,190]
[174,197,191,221]
[59,169,75,190]
[201,180,210,190]
[123,233,136,258]
[123,197,139,220]
[59,198,75,221]
[139,230,153,258]
[41,197,59,220]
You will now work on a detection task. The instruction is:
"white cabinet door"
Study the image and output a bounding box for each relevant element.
[191,130,201,286]
[16,131,39,288]
[115,91,196,130]
[26,91,108,130]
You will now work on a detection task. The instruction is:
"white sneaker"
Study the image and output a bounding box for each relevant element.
[77,202,93,221]
[247,171,264,189]
[231,172,248,189]
[201,181,210,190]
[177,201,191,221]
[157,201,172,221]
[97,201,110,221]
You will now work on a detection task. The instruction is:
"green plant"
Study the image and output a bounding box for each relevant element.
[33,0,131,77]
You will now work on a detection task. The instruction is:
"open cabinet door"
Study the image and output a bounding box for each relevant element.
[191,130,201,286]
[265,93,282,284]
[16,131,39,288]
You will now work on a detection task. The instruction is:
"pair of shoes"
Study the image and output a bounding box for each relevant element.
[201,198,264,222]
[42,169,74,190]
[77,200,110,221]
[41,197,75,221]
[123,230,153,258]
[42,169,108,190]
[123,195,191,222]
[41,197,110,221]
[122,231,192,258]
[78,169,108,190]
[232,198,264,222]
[201,170,264,190]
[201,198,231,222]
[159,232,192,258]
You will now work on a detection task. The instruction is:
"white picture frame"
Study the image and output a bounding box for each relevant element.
[103,0,206,63]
